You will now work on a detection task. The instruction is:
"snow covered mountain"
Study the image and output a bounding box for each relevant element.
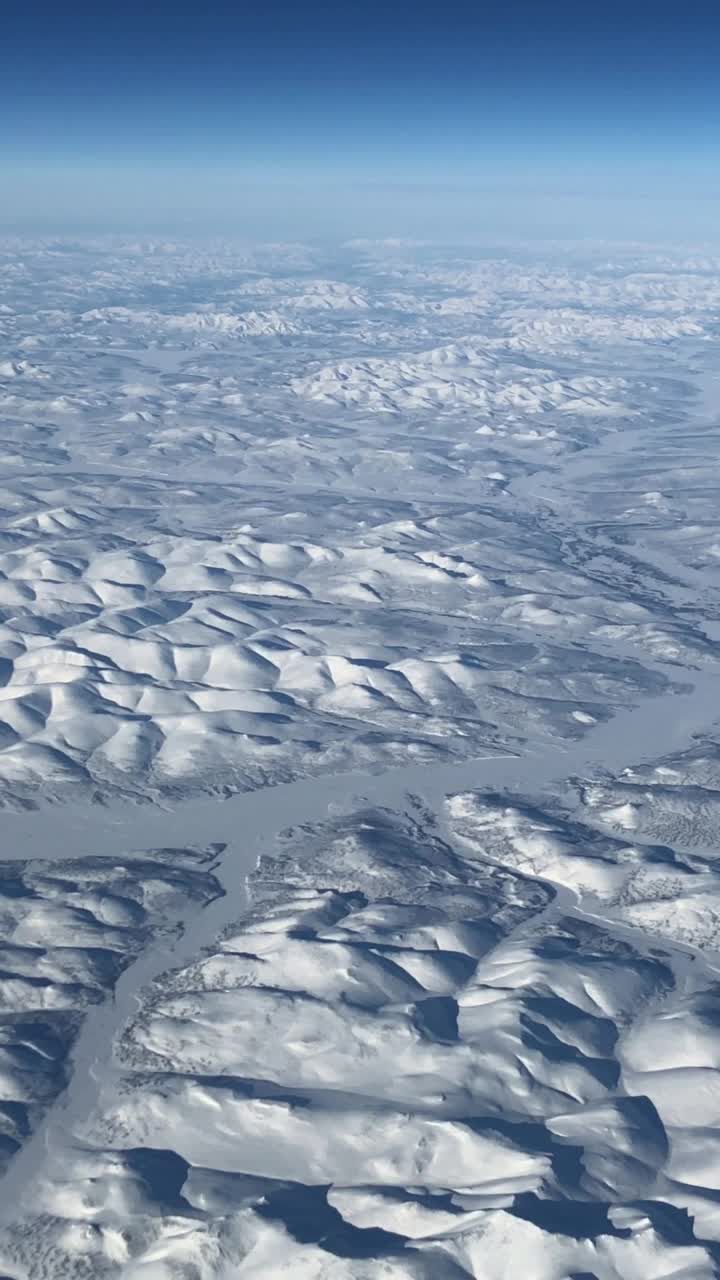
[0,236,720,1278]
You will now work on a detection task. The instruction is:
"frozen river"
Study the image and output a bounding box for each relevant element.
[1,337,720,1259]
[3,361,720,1223]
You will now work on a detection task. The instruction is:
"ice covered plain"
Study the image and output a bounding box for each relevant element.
[1,239,720,1277]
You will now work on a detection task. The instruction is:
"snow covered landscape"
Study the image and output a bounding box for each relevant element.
[1,236,720,1277]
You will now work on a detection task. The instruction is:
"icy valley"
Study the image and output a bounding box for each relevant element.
[0,237,719,1277]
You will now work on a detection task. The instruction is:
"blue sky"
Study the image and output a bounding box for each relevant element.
[2,0,719,237]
